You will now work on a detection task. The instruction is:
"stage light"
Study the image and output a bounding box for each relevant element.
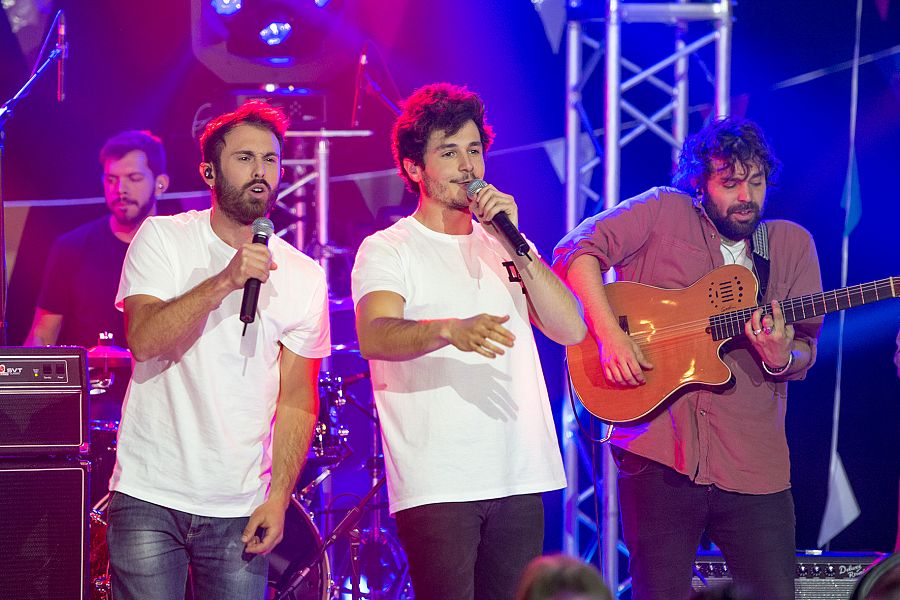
[210,0,242,16]
[259,21,292,46]
[191,0,360,86]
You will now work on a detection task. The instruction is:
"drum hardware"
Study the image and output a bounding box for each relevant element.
[330,386,413,600]
[87,332,132,393]
[267,498,334,600]
[276,476,386,600]
[89,494,112,600]
[310,371,365,467]
[87,332,131,421]
[330,341,360,355]
[295,468,334,520]
[329,295,355,313]
[349,527,362,600]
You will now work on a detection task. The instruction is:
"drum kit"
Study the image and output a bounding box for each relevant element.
[83,327,411,600]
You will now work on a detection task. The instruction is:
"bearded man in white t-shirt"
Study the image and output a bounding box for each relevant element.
[351,83,586,600]
[106,101,331,600]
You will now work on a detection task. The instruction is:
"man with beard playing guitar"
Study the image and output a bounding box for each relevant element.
[553,118,823,600]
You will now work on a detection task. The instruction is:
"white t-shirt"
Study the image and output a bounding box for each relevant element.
[351,216,565,514]
[112,209,330,517]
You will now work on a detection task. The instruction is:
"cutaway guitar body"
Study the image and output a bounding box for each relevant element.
[567,265,758,423]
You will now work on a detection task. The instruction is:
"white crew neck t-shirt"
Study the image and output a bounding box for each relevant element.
[112,209,330,517]
[351,216,566,514]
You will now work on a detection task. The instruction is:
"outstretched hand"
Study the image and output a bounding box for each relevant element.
[444,313,516,359]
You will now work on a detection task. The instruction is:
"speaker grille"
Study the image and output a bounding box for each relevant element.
[0,461,88,599]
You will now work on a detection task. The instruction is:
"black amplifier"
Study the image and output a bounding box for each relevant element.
[692,550,883,599]
[0,346,89,456]
[0,458,90,599]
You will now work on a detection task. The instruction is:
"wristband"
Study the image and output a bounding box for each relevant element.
[762,351,794,376]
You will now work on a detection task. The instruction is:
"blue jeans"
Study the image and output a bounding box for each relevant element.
[394,494,544,600]
[106,492,268,600]
[612,447,796,600]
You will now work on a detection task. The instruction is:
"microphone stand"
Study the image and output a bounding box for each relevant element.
[0,10,66,345]
[275,475,386,600]
[349,527,362,600]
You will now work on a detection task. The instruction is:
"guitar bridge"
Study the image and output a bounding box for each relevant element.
[618,315,630,334]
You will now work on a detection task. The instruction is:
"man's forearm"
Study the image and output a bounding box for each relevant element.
[359,317,453,361]
[564,254,621,339]
[513,254,586,346]
[127,273,233,361]
[268,403,318,508]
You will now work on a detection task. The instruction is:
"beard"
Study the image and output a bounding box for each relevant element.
[422,172,469,211]
[214,177,278,225]
[111,197,156,227]
[702,196,763,241]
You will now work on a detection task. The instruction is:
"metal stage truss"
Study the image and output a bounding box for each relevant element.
[562,1,732,596]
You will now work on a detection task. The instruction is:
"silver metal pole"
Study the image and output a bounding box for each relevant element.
[620,2,727,23]
[715,0,733,118]
[603,0,621,591]
[315,135,330,272]
[563,18,584,558]
[673,0,690,165]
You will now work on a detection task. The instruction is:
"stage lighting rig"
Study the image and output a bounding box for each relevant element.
[191,0,357,85]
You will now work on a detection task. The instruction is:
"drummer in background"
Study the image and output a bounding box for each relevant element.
[25,129,170,350]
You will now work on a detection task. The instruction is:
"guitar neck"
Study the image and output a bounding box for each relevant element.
[711,276,900,341]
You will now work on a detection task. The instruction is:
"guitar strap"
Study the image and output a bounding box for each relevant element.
[750,221,770,304]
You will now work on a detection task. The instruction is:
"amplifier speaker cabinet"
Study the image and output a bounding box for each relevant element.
[692,551,883,599]
[0,459,89,599]
[0,346,88,455]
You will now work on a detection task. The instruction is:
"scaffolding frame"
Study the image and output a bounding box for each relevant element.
[562,2,732,596]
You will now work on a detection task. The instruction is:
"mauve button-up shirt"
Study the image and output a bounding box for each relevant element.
[553,187,824,495]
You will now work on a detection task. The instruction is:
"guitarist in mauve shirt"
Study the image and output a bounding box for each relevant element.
[553,118,824,600]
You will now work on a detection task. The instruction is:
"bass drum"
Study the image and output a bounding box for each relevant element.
[89,495,329,600]
[268,497,331,599]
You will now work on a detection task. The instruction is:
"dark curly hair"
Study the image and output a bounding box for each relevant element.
[672,118,781,196]
[200,100,289,170]
[392,83,495,192]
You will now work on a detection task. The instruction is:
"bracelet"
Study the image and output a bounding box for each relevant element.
[762,351,794,376]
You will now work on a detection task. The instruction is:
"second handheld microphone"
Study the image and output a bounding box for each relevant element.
[466,179,530,257]
[240,217,274,327]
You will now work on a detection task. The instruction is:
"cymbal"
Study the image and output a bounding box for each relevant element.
[87,343,133,369]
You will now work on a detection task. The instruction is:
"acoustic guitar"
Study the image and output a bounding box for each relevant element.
[567,264,899,424]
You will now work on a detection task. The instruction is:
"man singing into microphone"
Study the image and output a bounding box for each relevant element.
[106,101,330,600]
[351,83,585,599]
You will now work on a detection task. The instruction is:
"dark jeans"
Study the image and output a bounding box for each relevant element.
[106,492,268,600]
[612,447,796,600]
[394,494,545,600]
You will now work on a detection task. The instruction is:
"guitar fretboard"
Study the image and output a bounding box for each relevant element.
[709,276,899,341]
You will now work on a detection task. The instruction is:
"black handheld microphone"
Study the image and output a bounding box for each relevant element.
[56,11,67,102]
[239,218,274,330]
[466,179,531,257]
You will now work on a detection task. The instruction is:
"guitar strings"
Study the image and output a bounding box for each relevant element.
[619,277,899,346]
